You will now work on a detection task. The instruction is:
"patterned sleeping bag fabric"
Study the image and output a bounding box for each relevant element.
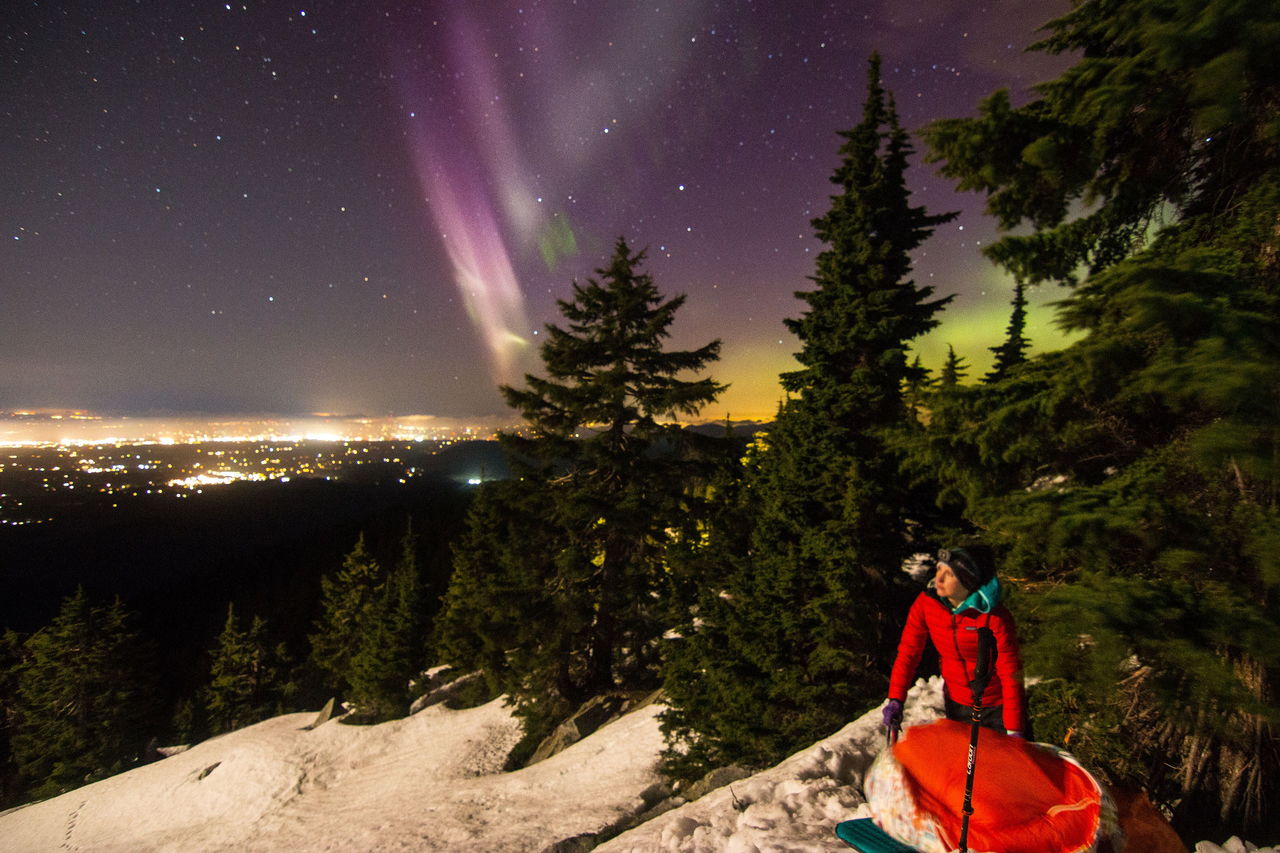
[863,719,1124,853]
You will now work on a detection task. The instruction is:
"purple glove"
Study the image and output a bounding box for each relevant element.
[882,699,903,730]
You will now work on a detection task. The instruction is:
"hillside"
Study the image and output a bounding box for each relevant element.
[0,677,1270,852]
[0,695,655,852]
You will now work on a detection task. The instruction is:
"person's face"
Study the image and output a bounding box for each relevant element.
[934,561,970,604]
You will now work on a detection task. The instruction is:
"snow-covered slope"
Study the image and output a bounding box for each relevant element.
[0,696,663,852]
[600,677,944,853]
[1,676,1271,852]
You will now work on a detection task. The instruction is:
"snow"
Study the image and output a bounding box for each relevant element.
[1197,842,1280,853]
[1,676,1273,852]
[600,677,946,853]
[0,696,662,852]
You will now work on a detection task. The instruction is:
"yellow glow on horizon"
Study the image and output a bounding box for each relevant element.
[696,339,795,422]
[917,278,1078,377]
[694,279,1079,420]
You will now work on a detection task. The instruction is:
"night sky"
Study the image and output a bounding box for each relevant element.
[3,0,1074,421]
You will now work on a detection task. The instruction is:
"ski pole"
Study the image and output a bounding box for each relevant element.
[958,626,997,853]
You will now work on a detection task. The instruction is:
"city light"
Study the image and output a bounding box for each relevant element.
[0,412,518,448]
[167,471,258,488]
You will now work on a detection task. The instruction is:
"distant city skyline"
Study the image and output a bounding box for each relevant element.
[0,410,514,446]
[4,1,1074,420]
[0,408,771,446]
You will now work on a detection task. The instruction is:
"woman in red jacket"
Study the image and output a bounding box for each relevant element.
[882,546,1029,737]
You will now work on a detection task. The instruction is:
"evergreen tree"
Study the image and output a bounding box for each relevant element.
[904,354,935,416]
[309,533,385,694]
[915,0,1280,837]
[442,238,723,726]
[658,432,770,776]
[204,603,294,735]
[662,54,956,771]
[0,629,24,807]
[348,526,427,721]
[984,281,1029,382]
[939,344,969,387]
[435,477,565,702]
[10,589,156,799]
[923,0,1280,286]
[169,697,202,746]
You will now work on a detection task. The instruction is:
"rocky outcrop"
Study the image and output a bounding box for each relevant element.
[528,693,635,766]
[409,669,484,714]
[525,690,664,766]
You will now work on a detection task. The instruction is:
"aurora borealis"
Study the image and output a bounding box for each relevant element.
[3,0,1073,421]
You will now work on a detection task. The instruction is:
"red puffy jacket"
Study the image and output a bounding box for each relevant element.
[888,589,1028,733]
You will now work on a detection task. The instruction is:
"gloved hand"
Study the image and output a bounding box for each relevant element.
[1008,730,1025,739]
[882,699,903,731]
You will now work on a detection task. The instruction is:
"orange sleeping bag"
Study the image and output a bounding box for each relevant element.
[864,719,1122,853]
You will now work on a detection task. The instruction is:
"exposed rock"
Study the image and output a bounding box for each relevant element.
[639,780,673,809]
[681,764,753,803]
[539,833,598,853]
[628,688,664,712]
[302,697,337,730]
[629,795,686,827]
[528,693,631,765]
[409,670,483,714]
[193,762,220,781]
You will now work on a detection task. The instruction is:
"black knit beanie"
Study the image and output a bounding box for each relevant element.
[939,546,992,591]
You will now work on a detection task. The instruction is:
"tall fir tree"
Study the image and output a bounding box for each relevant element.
[204,603,294,735]
[984,281,1029,382]
[662,54,956,771]
[915,0,1280,838]
[10,589,156,799]
[939,344,969,387]
[441,238,723,732]
[309,533,385,695]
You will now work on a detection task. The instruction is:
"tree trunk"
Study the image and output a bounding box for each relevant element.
[587,539,621,693]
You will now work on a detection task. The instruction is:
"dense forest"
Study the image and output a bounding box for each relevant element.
[3,0,1276,844]
[0,455,485,806]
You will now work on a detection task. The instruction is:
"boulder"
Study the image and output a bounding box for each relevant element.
[409,671,483,714]
[528,694,632,765]
[539,833,598,853]
[681,764,753,802]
